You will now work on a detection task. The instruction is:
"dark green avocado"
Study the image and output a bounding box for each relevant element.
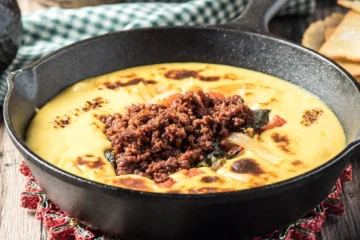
[0,0,22,74]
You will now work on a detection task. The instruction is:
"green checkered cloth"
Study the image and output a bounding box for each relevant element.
[0,0,315,104]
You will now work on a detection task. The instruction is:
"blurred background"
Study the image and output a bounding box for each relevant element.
[17,0,189,13]
[16,0,345,43]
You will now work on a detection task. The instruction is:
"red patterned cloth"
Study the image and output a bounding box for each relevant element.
[19,162,352,240]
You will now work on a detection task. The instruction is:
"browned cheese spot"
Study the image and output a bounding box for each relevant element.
[268,172,278,178]
[157,178,176,188]
[199,76,220,81]
[260,98,278,107]
[271,132,293,154]
[223,73,240,80]
[165,69,198,80]
[242,83,257,89]
[231,159,264,175]
[53,116,71,128]
[291,160,303,166]
[82,97,107,112]
[188,187,232,194]
[119,73,137,78]
[200,176,220,183]
[90,122,101,129]
[249,182,262,187]
[76,156,105,169]
[104,78,157,90]
[185,168,205,178]
[301,108,324,126]
[114,177,149,190]
[60,116,70,125]
[166,190,182,194]
[164,69,220,82]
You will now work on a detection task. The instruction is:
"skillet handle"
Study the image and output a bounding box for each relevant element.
[221,0,289,34]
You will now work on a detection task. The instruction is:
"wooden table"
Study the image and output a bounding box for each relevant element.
[1,0,359,239]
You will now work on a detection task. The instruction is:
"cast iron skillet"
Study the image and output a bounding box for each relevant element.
[3,0,360,239]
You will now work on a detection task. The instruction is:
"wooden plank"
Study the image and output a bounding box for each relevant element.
[0,124,43,240]
[319,159,360,240]
[0,1,53,239]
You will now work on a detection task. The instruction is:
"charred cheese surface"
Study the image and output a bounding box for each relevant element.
[26,63,345,193]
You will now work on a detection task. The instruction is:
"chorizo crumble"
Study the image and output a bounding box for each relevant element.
[100,90,255,183]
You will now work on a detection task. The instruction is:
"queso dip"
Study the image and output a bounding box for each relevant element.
[26,63,345,193]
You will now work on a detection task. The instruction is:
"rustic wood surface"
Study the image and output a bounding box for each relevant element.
[0,0,359,239]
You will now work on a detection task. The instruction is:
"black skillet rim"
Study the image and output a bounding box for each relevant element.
[4,25,360,201]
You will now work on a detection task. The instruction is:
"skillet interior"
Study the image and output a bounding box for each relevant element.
[5,27,360,239]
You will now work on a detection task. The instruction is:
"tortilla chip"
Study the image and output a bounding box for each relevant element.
[302,21,326,51]
[325,27,337,41]
[319,11,360,62]
[336,60,360,76]
[324,12,345,27]
[302,13,344,51]
[324,13,345,40]
[303,11,360,79]
[338,1,360,13]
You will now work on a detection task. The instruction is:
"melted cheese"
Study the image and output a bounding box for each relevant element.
[26,63,346,193]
